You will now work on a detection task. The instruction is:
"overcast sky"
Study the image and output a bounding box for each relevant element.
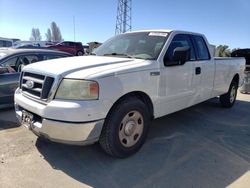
[0,0,249,48]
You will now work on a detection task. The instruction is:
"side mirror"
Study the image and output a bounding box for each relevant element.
[164,46,191,66]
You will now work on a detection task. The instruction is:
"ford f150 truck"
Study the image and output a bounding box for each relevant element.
[15,30,245,158]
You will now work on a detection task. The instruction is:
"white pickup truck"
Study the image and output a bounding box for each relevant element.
[15,30,245,158]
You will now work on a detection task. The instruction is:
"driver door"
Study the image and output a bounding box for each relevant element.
[0,56,20,106]
[159,34,199,115]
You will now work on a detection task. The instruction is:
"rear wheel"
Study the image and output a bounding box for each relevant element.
[220,80,238,108]
[99,97,150,158]
[76,50,84,56]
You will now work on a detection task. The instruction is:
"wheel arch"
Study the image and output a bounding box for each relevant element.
[232,73,239,86]
[106,91,154,121]
[224,73,239,93]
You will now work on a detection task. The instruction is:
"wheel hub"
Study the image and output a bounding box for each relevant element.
[118,110,144,148]
[124,121,136,136]
[230,86,236,103]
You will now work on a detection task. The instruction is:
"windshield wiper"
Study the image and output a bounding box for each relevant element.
[103,53,132,58]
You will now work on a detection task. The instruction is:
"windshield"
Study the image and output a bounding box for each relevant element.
[94,32,168,60]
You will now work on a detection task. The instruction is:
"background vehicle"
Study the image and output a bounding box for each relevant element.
[0,48,72,108]
[15,30,245,158]
[13,41,56,48]
[47,41,84,56]
[231,49,250,93]
[0,37,13,47]
[14,43,42,49]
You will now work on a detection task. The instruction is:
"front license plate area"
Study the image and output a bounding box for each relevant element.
[22,111,33,129]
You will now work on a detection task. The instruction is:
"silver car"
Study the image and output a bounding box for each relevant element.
[0,48,72,108]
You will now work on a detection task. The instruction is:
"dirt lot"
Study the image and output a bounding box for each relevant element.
[0,93,250,188]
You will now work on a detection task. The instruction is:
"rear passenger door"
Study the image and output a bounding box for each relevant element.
[191,35,215,102]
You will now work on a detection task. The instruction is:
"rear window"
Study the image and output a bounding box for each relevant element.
[192,35,210,60]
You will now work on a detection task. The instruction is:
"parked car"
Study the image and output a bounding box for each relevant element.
[0,48,72,108]
[15,30,245,158]
[14,43,42,49]
[0,37,14,47]
[231,49,250,93]
[47,41,84,56]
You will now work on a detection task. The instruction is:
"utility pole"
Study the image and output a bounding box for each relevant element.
[115,0,132,35]
[73,16,76,41]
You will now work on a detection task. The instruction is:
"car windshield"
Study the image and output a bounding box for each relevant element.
[94,32,169,60]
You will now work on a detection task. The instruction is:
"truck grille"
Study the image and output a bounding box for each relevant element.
[21,72,54,100]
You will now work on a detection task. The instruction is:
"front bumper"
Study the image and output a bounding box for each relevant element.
[16,107,104,145]
[14,89,106,145]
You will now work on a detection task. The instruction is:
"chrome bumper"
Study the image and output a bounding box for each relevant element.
[16,108,104,145]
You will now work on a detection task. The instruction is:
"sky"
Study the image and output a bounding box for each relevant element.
[0,0,249,49]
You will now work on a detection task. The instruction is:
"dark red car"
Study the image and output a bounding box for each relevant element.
[47,41,84,56]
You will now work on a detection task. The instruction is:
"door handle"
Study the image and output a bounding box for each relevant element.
[195,67,201,75]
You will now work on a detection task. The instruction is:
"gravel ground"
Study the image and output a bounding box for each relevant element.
[0,92,250,188]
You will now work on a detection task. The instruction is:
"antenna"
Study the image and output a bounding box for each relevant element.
[115,0,132,35]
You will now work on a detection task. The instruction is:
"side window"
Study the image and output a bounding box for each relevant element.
[69,42,75,47]
[16,55,39,72]
[192,35,210,60]
[0,40,12,47]
[43,54,65,60]
[1,57,18,73]
[25,55,39,63]
[2,57,18,67]
[165,34,196,61]
[63,42,69,46]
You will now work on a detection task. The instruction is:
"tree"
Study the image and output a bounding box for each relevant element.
[30,28,42,41]
[45,28,52,41]
[215,45,231,57]
[50,21,63,42]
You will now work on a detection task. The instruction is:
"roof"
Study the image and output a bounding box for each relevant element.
[125,29,205,37]
[0,48,71,60]
[129,29,173,33]
[0,48,70,56]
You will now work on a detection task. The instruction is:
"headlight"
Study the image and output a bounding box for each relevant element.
[55,79,99,100]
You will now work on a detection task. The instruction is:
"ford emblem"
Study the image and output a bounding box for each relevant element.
[26,80,34,89]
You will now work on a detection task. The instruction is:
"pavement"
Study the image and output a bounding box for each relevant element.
[0,92,250,188]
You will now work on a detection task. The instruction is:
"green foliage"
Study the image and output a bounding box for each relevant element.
[215,45,231,57]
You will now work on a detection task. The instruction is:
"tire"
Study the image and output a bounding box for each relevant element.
[99,97,150,158]
[220,80,238,108]
[76,51,84,56]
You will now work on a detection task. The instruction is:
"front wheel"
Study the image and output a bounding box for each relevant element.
[220,80,238,108]
[99,97,150,158]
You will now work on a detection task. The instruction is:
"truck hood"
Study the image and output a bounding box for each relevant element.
[23,56,155,79]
